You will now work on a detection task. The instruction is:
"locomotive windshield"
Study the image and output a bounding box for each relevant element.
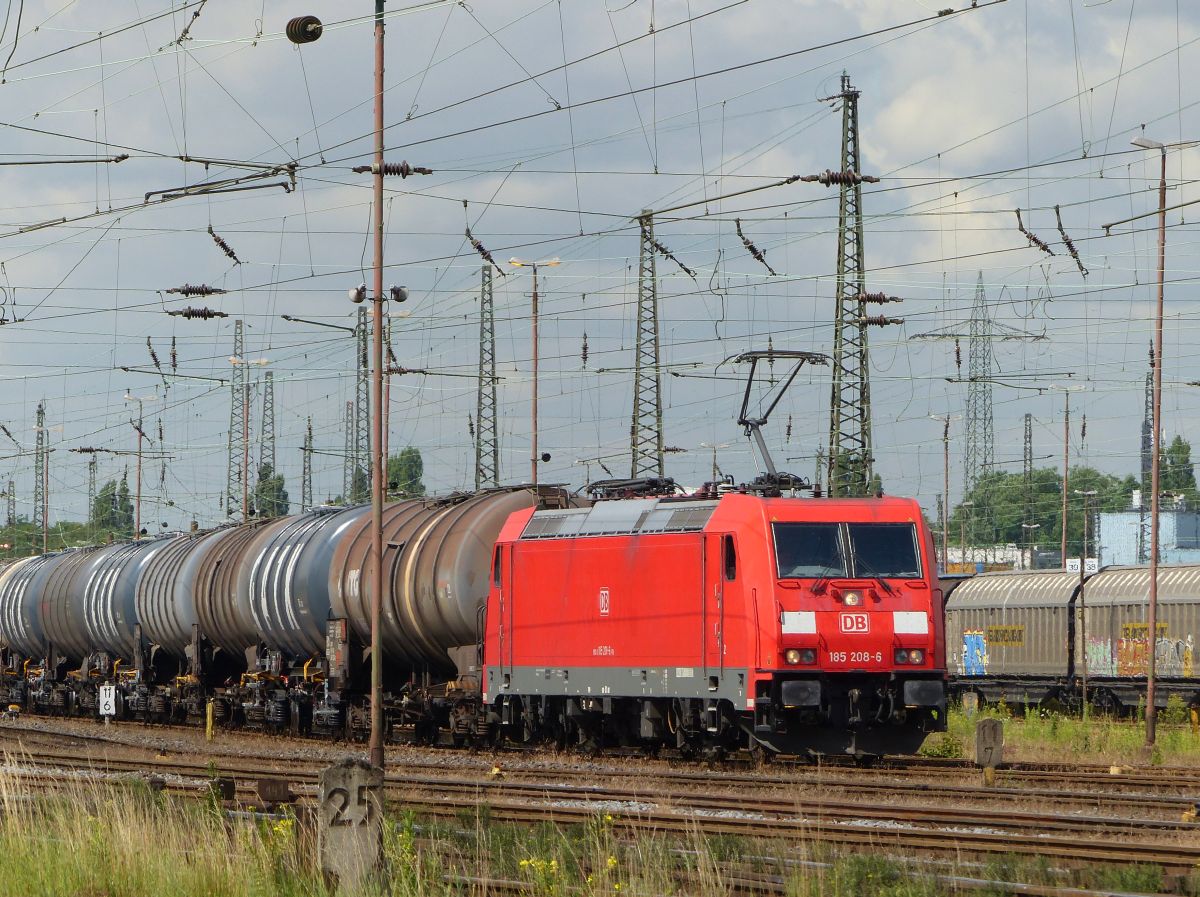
[773,522,921,579]
[846,523,922,578]
[773,523,845,577]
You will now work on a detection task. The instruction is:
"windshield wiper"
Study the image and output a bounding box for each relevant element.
[852,555,897,596]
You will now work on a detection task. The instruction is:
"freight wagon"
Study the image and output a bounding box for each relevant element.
[945,565,1200,711]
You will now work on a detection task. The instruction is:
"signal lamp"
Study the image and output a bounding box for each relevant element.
[894,648,925,664]
[841,591,863,606]
[784,649,816,665]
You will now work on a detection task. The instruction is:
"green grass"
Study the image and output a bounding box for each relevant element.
[0,772,1187,896]
[918,701,1200,765]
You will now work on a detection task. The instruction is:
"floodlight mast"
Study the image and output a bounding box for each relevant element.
[731,350,828,493]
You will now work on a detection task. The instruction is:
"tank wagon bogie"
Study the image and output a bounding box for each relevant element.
[0,485,948,758]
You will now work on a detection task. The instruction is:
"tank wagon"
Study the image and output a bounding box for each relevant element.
[484,492,946,758]
[945,565,1200,711]
[0,485,947,757]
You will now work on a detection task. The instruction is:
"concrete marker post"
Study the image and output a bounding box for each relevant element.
[975,717,1003,786]
[318,757,383,891]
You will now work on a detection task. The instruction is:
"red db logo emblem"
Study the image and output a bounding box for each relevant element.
[599,588,610,616]
[840,612,869,633]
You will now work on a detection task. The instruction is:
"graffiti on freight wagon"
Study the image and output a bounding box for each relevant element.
[1086,629,1193,678]
[961,630,987,676]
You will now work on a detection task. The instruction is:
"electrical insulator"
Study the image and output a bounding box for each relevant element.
[208,226,241,264]
[165,284,226,297]
[352,161,434,178]
[955,339,962,371]
[860,315,903,326]
[467,414,475,438]
[581,332,589,368]
[858,292,902,304]
[171,336,177,371]
[286,15,323,44]
[166,306,228,319]
[786,414,793,442]
[801,169,880,186]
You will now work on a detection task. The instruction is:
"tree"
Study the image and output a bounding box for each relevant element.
[90,476,133,537]
[1161,434,1197,501]
[253,463,289,518]
[948,465,1136,558]
[387,447,425,497]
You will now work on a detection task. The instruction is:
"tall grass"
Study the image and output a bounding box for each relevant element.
[0,768,1187,896]
[919,700,1200,765]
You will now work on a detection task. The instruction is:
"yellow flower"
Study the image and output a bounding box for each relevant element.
[603,814,614,822]
[614,884,622,892]
[587,875,595,884]
[606,855,618,869]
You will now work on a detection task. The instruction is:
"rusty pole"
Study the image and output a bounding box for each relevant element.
[369,0,387,771]
[1061,395,1069,569]
[531,264,540,488]
[941,417,949,569]
[1146,145,1167,747]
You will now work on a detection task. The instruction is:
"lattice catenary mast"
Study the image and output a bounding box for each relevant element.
[1022,412,1033,555]
[630,210,665,478]
[33,401,46,531]
[826,75,897,496]
[353,308,370,503]
[343,400,355,503]
[4,478,13,527]
[225,320,248,518]
[259,370,275,474]
[475,265,499,489]
[301,416,313,512]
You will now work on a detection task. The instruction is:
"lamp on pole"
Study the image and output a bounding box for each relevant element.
[509,257,560,488]
[288,4,428,774]
[1132,134,1168,746]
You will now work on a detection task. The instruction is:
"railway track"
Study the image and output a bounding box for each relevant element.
[2,736,1199,882]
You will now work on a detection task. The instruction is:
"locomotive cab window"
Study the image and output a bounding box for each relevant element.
[772,523,846,578]
[492,547,502,587]
[847,523,921,578]
[723,534,737,581]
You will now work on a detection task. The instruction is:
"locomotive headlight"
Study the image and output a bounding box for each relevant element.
[799,649,816,664]
[908,648,924,664]
[894,648,910,664]
[785,649,802,664]
[841,591,863,607]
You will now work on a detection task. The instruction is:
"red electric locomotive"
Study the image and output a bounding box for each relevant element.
[482,490,946,758]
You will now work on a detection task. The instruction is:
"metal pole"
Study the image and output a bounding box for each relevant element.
[41,449,48,554]
[241,382,250,522]
[1147,148,1167,747]
[530,264,539,488]
[942,417,949,570]
[135,410,143,540]
[1061,395,1069,569]
[1079,492,1089,717]
[383,319,390,498]
[368,0,387,772]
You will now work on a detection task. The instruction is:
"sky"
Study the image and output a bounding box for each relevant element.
[0,0,1197,537]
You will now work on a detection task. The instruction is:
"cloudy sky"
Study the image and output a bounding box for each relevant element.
[0,0,1196,534]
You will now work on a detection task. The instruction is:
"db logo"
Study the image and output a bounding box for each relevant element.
[598,588,611,616]
[839,612,869,634]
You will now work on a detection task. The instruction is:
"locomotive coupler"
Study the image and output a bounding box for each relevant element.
[846,688,862,725]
